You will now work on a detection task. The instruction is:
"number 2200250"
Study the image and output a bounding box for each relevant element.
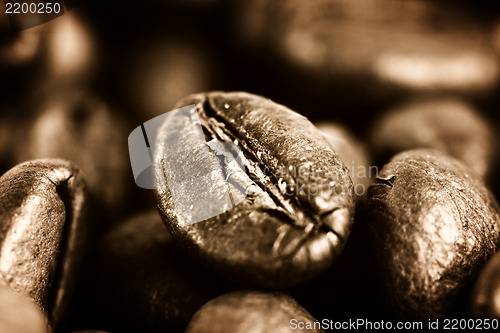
[5,2,61,14]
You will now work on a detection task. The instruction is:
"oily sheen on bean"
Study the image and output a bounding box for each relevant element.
[368,149,500,318]
[154,92,355,288]
[0,159,88,327]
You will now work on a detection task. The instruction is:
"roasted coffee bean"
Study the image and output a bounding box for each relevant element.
[0,159,88,326]
[185,290,324,333]
[16,91,130,213]
[154,92,355,288]
[370,97,496,180]
[316,122,373,200]
[470,250,500,319]
[368,149,500,318]
[85,210,231,333]
[0,285,48,333]
[237,0,498,94]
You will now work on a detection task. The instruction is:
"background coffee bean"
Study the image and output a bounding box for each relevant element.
[185,290,324,333]
[0,285,49,333]
[15,90,131,215]
[2,0,500,329]
[236,0,498,96]
[40,13,96,86]
[316,122,373,200]
[470,250,500,319]
[78,210,233,333]
[368,149,500,319]
[0,24,42,68]
[0,159,88,328]
[154,91,355,288]
[370,97,496,180]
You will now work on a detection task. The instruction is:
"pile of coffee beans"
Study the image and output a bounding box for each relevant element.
[2,1,500,332]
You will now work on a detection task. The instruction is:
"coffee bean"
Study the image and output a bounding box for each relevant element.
[16,91,130,214]
[370,97,496,180]
[470,250,500,319]
[316,122,373,200]
[0,159,88,326]
[236,0,498,94]
[42,13,95,84]
[367,149,500,318]
[85,210,231,333]
[185,290,324,333]
[0,285,48,333]
[154,92,355,288]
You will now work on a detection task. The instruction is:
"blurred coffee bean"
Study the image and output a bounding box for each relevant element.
[471,250,500,319]
[370,97,495,180]
[123,38,213,121]
[0,25,42,67]
[0,159,88,326]
[0,12,45,106]
[1,10,96,109]
[237,0,498,95]
[0,285,49,333]
[155,92,355,288]
[185,290,324,333]
[84,210,232,333]
[368,149,500,319]
[316,122,373,200]
[40,12,96,85]
[17,91,130,213]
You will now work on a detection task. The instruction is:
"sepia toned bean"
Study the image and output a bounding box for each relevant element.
[368,149,500,318]
[0,159,88,326]
[370,97,496,180]
[185,290,324,333]
[316,122,373,200]
[237,0,498,94]
[154,92,355,288]
[16,90,130,213]
[470,250,500,319]
[85,210,232,333]
[0,285,49,333]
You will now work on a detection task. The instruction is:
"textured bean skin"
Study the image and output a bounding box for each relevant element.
[86,211,231,333]
[471,250,500,319]
[0,159,87,326]
[316,122,372,200]
[0,285,48,333]
[370,98,496,180]
[185,291,324,333]
[154,92,354,288]
[368,149,500,318]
